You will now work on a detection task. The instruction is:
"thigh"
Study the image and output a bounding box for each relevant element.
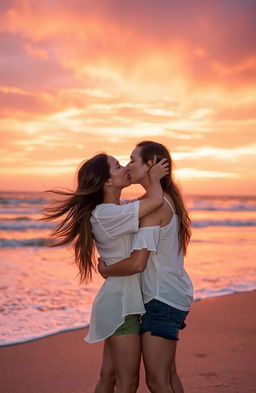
[95,340,116,393]
[100,340,115,380]
[142,332,177,384]
[108,334,141,379]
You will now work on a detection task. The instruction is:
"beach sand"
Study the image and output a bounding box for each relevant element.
[1,291,255,393]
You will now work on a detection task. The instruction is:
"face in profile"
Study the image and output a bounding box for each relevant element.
[126,147,149,184]
[107,155,131,189]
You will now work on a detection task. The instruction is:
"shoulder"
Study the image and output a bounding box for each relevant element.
[95,201,139,219]
[159,194,175,225]
[139,196,174,228]
[163,194,175,212]
[139,205,162,227]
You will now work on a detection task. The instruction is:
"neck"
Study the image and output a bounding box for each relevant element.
[103,188,122,204]
[139,175,150,193]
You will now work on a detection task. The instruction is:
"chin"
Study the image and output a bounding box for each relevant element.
[127,175,136,185]
[129,173,143,185]
[124,180,132,187]
[130,178,140,185]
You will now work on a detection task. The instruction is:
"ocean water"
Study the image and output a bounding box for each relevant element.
[0,191,255,346]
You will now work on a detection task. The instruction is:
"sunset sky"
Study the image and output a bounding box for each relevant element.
[1,0,255,195]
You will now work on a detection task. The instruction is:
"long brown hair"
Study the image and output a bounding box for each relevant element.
[137,141,191,255]
[41,153,110,283]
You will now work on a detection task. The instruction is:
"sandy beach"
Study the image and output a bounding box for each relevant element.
[1,291,255,393]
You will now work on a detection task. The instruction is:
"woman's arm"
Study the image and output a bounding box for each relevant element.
[138,158,168,219]
[98,213,161,278]
[98,249,150,278]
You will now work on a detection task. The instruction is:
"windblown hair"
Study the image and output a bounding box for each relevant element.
[41,153,110,283]
[137,141,191,255]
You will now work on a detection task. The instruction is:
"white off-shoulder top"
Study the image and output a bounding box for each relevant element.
[85,200,145,343]
[131,198,193,311]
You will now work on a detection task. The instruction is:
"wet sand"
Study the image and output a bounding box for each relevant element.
[1,291,255,393]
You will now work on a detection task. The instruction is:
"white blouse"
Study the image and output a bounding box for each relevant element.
[85,201,145,343]
[132,201,193,311]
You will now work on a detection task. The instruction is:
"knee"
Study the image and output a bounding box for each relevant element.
[116,374,139,393]
[146,375,170,393]
[171,368,181,383]
[130,377,139,393]
[99,369,116,386]
[171,368,178,379]
[132,375,140,391]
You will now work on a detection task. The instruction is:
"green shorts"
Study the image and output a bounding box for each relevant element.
[112,314,141,336]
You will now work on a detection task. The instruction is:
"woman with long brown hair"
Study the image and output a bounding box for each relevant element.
[99,141,193,393]
[42,152,169,393]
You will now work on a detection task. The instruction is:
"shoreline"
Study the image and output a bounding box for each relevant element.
[1,289,255,347]
[1,291,255,393]
[1,189,255,197]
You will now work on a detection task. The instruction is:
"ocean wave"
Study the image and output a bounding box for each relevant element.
[0,216,32,221]
[0,221,53,230]
[0,238,49,247]
[189,202,256,212]
[192,219,256,228]
[0,208,41,215]
[1,194,256,214]
[194,285,256,301]
[1,289,255,346]
[0,217,255,234]
[0,196,46,205]
[2,206,255,215]
[0,324,89,346]
[13,216,31,221]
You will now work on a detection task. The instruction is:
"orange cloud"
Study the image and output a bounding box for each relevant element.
[0,0,255,194]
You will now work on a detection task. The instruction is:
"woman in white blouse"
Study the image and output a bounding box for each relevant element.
[42,152,168,393]
[99,141,193,393]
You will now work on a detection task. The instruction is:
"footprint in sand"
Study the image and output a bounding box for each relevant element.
[195,353,207,358]
[199,372,218,377]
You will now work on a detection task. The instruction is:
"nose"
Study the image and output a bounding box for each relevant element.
[125,163,130,171]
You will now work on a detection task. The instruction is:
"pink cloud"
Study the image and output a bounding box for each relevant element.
[0,0,255,194]
[0,0,255,89]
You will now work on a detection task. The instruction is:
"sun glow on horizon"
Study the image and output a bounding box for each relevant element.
[0,1,255,195]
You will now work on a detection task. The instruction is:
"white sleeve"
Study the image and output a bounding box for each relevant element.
[120,198,138,205]
[131,226,160,253]
[95,201,140,237]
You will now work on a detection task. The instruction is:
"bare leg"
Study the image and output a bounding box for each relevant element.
[94,340,116,393]
[142,332,177,393]
[170,343,184,393]
[108,333,141,393]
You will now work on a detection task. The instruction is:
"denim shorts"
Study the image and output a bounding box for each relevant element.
[141,299,189,341]
[112,314,141,336]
